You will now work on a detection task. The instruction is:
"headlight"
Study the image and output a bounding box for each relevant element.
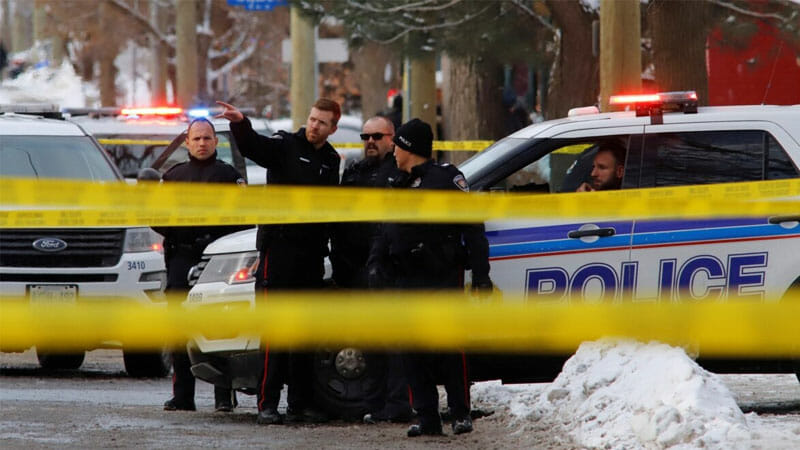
[197,251,259,285]
[124,228,164,253]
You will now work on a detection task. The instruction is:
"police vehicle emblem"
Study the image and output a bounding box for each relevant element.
[32,238,68,252]
[453,174,469,192]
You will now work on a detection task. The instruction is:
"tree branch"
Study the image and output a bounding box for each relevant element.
[509,0,558,35]
[709,0,791,22]
[108,0,173,48]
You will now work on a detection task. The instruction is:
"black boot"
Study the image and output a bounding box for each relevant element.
[256,408,283,425]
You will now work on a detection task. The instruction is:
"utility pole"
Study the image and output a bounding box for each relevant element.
[599,0,641,111]
[150,0,168,105]
[176,0,198,107]
[403,52,437,138]
[290,6,315,128]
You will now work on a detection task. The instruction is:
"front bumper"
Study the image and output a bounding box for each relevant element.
[187,341,263,394]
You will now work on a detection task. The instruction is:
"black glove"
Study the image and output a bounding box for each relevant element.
[472,279,494,297]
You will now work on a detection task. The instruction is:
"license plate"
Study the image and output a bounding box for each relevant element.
[29,285,78,305]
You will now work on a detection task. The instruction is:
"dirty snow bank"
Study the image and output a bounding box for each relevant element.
[472,340,800,449]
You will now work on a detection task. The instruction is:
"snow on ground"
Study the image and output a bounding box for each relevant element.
[471,340,800,449]
[0,60,96,107]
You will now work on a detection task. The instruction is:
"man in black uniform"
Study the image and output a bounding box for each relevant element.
[329,116,412,424]
[367,118,493,437]
[217,99,341,425]
[157,118,247,413]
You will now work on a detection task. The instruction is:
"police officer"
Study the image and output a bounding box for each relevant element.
[157,117,247,413]
[217,99,341,425]
[329,116,412,424]
[367,118,493,437]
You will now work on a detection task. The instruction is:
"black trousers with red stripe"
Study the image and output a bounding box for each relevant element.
[255,243,325,413]
[403,351,471,425]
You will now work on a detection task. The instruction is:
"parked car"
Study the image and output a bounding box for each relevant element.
[0,104,169,376]
[67,106,272,184]
[184,93,800,417]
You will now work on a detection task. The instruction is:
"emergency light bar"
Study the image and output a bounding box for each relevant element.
[121,107,184,116]
[609,90,698,124]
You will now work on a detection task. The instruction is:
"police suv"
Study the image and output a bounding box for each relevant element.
[184,93,800,417]
[67,106,271,183]
[0,105,169,376]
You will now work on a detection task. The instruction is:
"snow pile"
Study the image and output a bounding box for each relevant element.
[0,61,96,107]
[471,339,800,449]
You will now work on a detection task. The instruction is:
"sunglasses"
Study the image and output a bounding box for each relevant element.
[360,132,392,141]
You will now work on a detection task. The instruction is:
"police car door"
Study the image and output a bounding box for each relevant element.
[479,125,644,304]
[632,122,800,303]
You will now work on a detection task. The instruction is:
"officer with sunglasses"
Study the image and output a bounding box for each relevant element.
[329,116,411,424]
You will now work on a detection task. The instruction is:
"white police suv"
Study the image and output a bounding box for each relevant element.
[67,106,272,183]
[0,105,169,376]
[184,93,800,417]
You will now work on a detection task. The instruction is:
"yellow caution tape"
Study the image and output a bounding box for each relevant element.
[2,291,799,356]
[1,178,798,228]
[95,139,487,152]
[97,138,173,146]
[331,140,494,151]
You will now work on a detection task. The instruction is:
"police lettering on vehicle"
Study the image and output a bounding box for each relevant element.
[526,251,768,302]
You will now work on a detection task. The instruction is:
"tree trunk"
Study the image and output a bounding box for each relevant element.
[648,0,712,105]
[98,1,117,106]
[441,54,505,165]
[150,0,168,105]
[352,41,398,120]
[546,0,599,119]
[176,0,198,107]
[1,0,11,48]
[12,0,34,52]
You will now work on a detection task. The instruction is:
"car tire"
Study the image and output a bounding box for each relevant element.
[36,350,86,370]
[123,348,171,378]
[311,348,388,421]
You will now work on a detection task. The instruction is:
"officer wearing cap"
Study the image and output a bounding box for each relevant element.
[367,118,493,437]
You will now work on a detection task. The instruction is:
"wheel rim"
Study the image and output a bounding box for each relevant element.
[334,347,366,379]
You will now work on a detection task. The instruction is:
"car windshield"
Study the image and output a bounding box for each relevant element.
[96,132,236,177]
[459,136,530,181]
[0,135,120,181]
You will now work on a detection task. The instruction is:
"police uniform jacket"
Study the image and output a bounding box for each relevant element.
[330,153,399,287]
[367,159,492,289]
[231,118,341,256]
[155,152,248,288]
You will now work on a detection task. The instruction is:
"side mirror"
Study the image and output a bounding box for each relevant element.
[137,167,162,181]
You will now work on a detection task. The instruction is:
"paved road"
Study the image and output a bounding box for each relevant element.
[1,349,799,448]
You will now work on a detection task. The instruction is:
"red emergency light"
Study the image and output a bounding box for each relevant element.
[608,91,698,124]
[121,107,184,116]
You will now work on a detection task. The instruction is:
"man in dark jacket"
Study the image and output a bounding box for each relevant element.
[329,116,411,424]
[367,118,493,437]
[217,99,341,425]
[157,118,247,413]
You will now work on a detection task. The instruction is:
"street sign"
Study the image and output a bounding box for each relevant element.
[227,0,287,11]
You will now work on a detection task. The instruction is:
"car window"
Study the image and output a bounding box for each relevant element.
[97,132,235,177]
[767,134,800,180]
[1,135,119,180]
[643,130,798,187]
[480,136,634,194]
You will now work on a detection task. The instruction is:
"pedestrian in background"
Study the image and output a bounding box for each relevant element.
[329,116,412,424]
[156,118,247,413]
[217,98,341,425]
[367,118,493,437]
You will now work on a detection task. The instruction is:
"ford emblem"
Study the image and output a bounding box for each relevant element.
[32,238,68,252]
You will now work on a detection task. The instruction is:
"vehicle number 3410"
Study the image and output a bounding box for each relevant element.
[127,261,146,270]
